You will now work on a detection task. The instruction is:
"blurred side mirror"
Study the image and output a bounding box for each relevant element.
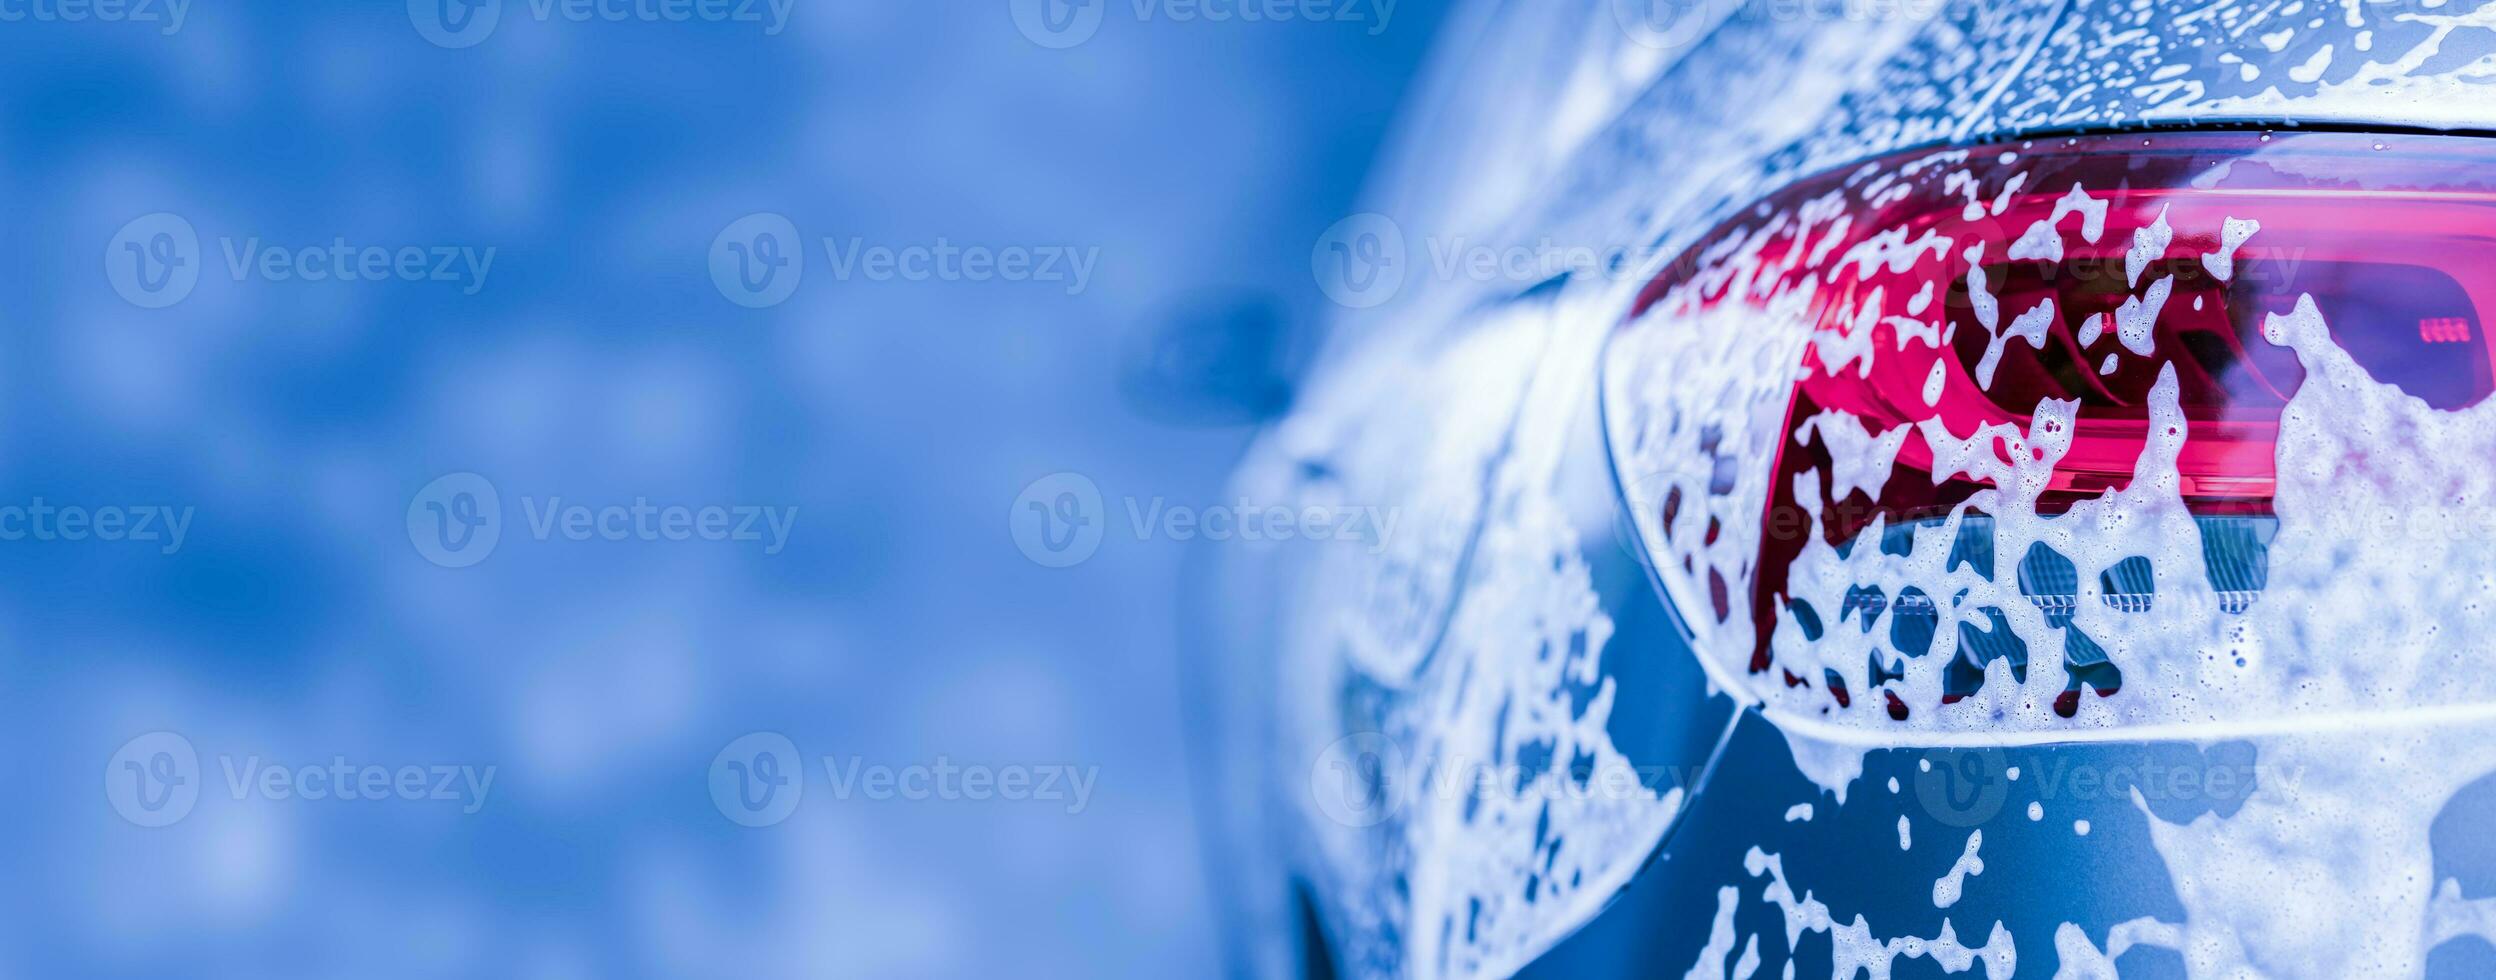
[1120,291,1309,427]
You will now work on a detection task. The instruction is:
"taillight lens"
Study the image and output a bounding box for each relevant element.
[1604,131,2496,729]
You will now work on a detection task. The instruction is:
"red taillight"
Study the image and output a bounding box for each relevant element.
[1606,132,2496,725]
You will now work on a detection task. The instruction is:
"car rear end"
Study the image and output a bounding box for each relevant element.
[1193,2,2496,977]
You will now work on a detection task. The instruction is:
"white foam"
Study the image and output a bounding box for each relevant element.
[1602,148,2496,979]
[2200,217,2260,282]
[2113,275,2172,355]
[1686,887,1745,980]
[2124,204,2172,289]
[1746,847,2015,979]
[2050,918,2180,979]
[1964,243,1999,333]
[1977,298,2057,389]
[1933,830,1984,908]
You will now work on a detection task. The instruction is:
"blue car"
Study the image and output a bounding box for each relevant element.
[1197,2,2496,977]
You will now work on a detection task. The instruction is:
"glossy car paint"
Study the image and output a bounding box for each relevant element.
[1194,1,2496,977]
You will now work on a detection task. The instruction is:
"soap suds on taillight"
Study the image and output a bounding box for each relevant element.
[1604,131,2496,744]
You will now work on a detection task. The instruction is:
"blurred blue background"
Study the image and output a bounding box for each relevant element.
[0,1,1449,975]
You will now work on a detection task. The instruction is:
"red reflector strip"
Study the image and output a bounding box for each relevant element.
[2424,317,2473,343]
